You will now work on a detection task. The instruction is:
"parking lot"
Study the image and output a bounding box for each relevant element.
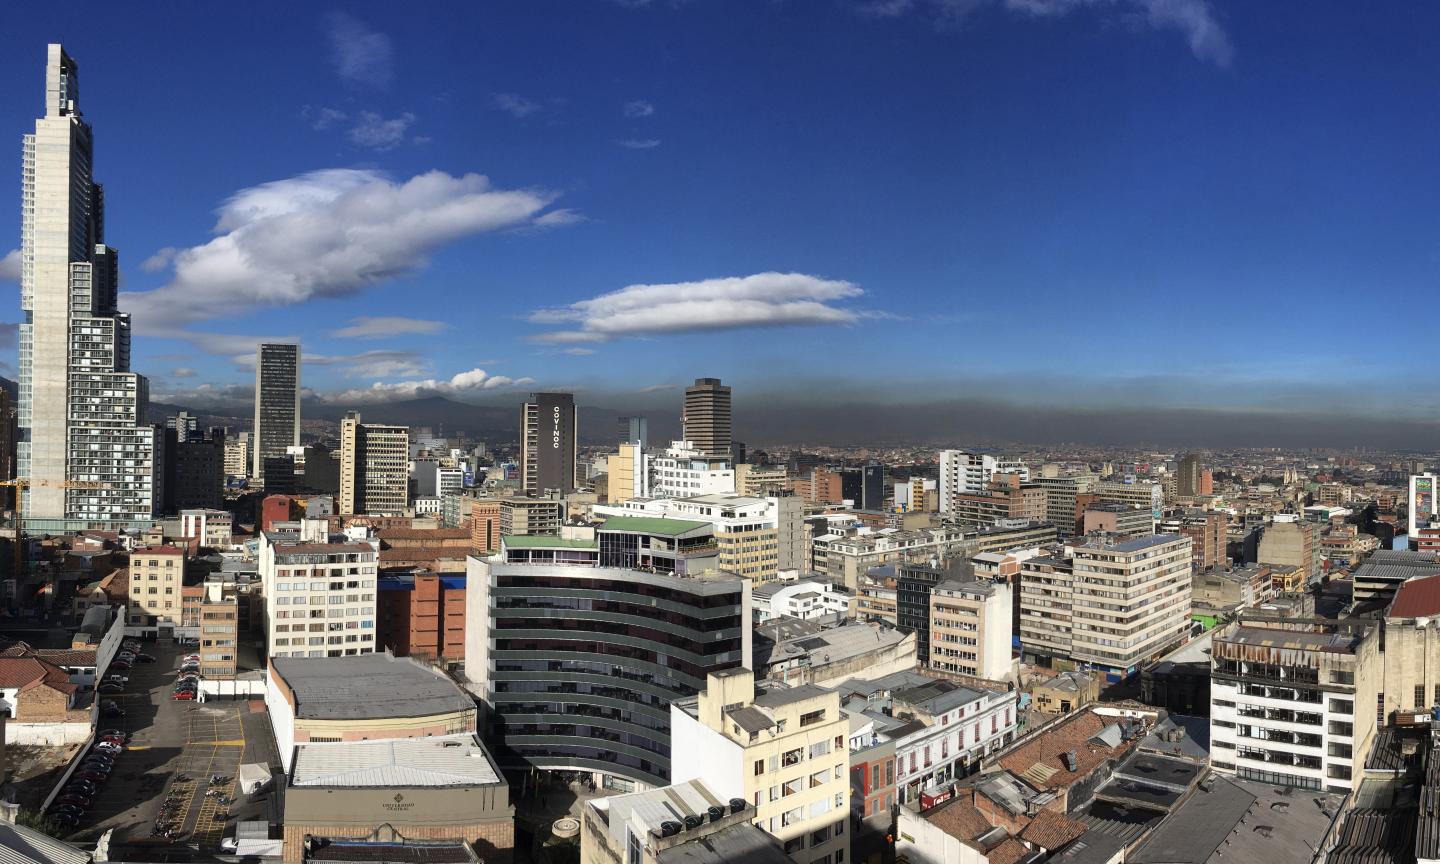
[68,640,274,854]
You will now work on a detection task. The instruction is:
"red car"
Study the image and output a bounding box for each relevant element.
[75,770,108,784]
[172,690,195,701]
[54,794,91,808]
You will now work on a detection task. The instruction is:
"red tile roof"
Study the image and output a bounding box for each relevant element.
[987,838,1031,864]
[0,655,77,695]
[1019,809,1087,850]
[1390,573,1440,619]
[923,799,992,842]
[997,709,1135,790]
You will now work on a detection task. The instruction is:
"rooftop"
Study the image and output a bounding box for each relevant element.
[770,622,911,669]
[501,535,597,549]
[1075,533,1184,554]
[271,654,474,721]
[1388,572,1440,618]
[1129,775,1343,864]
[1220,624,1364,654]
[599,516,712,537]
[291,736,502,788]
[997,710,1144,791]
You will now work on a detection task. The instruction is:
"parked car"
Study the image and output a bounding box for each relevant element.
[53,794,90,808]
[98,682,124,694]
[65,780,97,796]
[93,744,121,756]
[100,702,125,718]
[98,735,126,747]
[48,804,85,817]
[99,729,126,739]
[109,660,131,671]
[75,770,108,784]
[172,690,195,701]
[49,812,80,829]
[136,653,156,663]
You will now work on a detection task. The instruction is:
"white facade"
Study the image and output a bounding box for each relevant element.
[651,441,735,498]
[751,579,851,623]
[19,45,158,524]
[1411,473,1438,530]
[937,451,1028,514]
[258,520,379,659]
[180,509,233,549]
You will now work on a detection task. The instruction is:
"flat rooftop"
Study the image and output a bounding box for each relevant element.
[1221,625,1363,654]
[1076,533,1183,554]
[271,654,474,721]
[290,736,502,788]
[599,516,711,537]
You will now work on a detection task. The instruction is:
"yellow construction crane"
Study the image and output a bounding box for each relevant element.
[0,478,112,575]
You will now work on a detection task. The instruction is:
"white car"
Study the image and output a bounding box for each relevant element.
[220,838,237,853]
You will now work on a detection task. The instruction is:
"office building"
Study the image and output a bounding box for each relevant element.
[1257,515,1320,587]
[1209,618,1378,793]
[861,463,886,511]
[929,576,1013,681]
[682,378,732,461]
[163,427,224,512]
[198,581,240,679]
[595,493,802,582]
[1026,472,1098,536]
[465,526,750,791]
[179,508,232,549]
[1082,501,1155,538]
[224,431,250,480]
[1095,478,1164,514]
[521,392,577,496]
[253,343,300,482]
[1020,534,1192,678]
[1175,453,1204,498]
[651,441,736,498]
[376,572,466,667]
[19,45,162,525]
[127,544,187,633]
[338,411,410,515]
[580,779,790,864]
[737,463,789,497]
[670,668,850,864]
[1172,511,1228,570]
[937,451,1028,513]
[607,441,649,503]
[258,520,380,659]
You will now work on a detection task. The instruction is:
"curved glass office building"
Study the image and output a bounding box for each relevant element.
[466,520,750,790]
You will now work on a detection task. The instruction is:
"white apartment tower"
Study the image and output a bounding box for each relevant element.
[937,451,1028,514]
[20,44,160,524]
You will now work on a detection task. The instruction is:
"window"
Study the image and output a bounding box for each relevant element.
[1418,686,1426,709]
[754,759,764,776]
[1378,693,1385,723]
[1329,698,1352,715]
[800,709,826,727]
[783,748,803,767]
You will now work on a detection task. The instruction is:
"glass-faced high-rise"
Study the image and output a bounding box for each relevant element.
[20,44,158,523]
[253,343,300,481]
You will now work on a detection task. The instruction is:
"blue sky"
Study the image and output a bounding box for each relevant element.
[0,1,1437,418]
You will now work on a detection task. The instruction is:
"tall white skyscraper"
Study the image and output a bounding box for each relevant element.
[19,44,159,524]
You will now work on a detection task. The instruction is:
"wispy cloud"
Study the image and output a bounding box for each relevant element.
[529,272,869,343]
[617,138,662,150]
[560,347,597,356]
[139,247,178,273]
[331,316,450,339]
[859,0,1233,66]
[638,383,675,393]
[348,111,417,150]
[323,368,535,403]
[303,105,349,130]
[323,11,394,86]
[492,93,544,118]
[123,168,575,332]
[0,249,19,282]
[171,367,196,378]
[534,209,587,227]
[306,349,433,378]
[623,99,655,118]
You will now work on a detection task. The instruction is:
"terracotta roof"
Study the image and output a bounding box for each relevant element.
[987,838,1031,864]
[0,656,77,695]
[376,528,470,542]
[1020,809,1088,850]
[924,799,992,842]
[0,643,97,668]
[1389,573,1440,619]
[998,710,1133,790]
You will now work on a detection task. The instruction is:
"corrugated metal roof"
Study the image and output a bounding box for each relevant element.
[0,822,90,864]
[291,737,502,787]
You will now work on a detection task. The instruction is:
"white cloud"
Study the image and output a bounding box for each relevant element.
[618,138,662,150]
[560,347,596,356]
[324,12,394,87]
[323,368,534,403]
[623,100,655,118]
[638,383,675,392]
[303,105,349,130]
[171,367,196,378]
[306,349,432,378]
[139,247,178,273]
[332,316,450,339]
[529,272,866,343]
[123,168,572,330]
[0,249,19,282]
[492,93,543,118]
[534,209,586,227]
[348,111,417,150]
[861,0,1233,66]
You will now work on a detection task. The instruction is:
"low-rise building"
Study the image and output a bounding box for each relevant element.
[0,651,90,744]
[580,779,790,864]
[761,622,916,688]
[282,736,512,864]
[266,653,479,771]
[126,544,188,633]
[752,579,851,623]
